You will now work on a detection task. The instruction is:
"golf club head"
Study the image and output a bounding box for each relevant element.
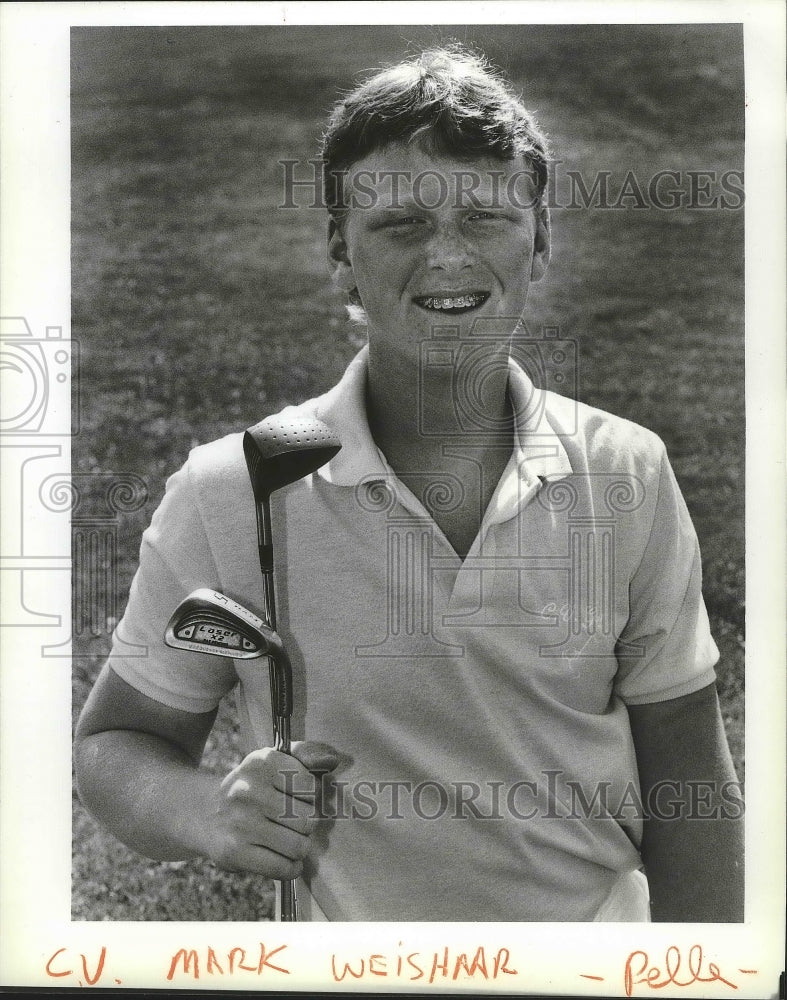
[165,588,287,663]
[243,414,341,500]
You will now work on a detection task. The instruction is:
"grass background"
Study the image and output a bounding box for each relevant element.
[71,23,745,920]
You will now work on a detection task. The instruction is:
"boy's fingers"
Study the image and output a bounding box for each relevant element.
[217,842,304,880]
[223,775,316,832]
[224,744,339,811]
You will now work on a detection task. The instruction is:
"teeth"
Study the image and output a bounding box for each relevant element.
[419,293,486,310]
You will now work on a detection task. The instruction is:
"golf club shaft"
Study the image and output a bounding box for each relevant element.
[244,419,340,924]
[255,495,296,921]
[273,721,296,921]
[256,497,281,736]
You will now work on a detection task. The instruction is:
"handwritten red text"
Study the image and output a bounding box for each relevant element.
[624,944,738,996]
[166,942,289,981]
[45,946,109,987]
[331,943,517,984]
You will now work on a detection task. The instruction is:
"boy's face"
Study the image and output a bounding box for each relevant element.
[328,142,550,359]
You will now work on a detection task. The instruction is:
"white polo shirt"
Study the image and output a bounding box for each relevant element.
[109,347,718,921]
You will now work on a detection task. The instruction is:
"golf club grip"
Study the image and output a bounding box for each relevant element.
[255,500,275,573]
[273,715,298,923]
[258,542,274,573]
[274,733,297,921]
[281,880,297,921]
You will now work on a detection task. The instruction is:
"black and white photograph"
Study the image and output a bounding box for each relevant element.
[1,2,785,994]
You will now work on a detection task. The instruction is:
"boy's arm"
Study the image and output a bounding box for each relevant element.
[74,664,334,877]
[627,681,744,922]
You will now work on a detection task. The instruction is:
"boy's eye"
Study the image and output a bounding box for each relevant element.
[467,210,498,221]
[384,215,425,227]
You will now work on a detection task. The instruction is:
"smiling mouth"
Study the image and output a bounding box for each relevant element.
[413,292,490,314]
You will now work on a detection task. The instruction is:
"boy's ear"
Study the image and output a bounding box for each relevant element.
[327,218,356,291]
[530,203,551,282]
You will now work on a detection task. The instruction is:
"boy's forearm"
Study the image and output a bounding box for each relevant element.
[640,804,744,922]
[628,682,744,922]
[75,729,221,863]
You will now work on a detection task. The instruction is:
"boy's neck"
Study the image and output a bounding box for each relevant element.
[365,342,515,558]
[365,342,514,470]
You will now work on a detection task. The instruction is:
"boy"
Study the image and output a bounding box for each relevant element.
[74,47,743,922]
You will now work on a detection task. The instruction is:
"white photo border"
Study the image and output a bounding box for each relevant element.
[0,0,784,994]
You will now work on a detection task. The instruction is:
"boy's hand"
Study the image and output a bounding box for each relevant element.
[208,741,339,879]
[74,666,341,877]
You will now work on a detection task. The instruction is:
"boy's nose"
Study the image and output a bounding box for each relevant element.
[426,226,474,271]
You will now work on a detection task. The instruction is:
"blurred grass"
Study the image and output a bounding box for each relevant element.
[71,24,744,920]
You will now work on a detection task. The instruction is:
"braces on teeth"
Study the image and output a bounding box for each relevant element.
[421,294,486,309]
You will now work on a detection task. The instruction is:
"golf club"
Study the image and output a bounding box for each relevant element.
[242,414,341,745]
[242,413,341,921]
[165,587,297,917]
[164,587,292,729]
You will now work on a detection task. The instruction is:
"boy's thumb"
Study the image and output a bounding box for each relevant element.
[290,740,341,775]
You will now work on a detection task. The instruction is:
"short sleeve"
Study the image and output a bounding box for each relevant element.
[614,444,719,705]
[107,456,240,713]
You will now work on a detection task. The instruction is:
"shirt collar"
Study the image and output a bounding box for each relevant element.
[507,354,573,482]
[308,346,572,499]
[310,346,389,486]
[476,360,570,526]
